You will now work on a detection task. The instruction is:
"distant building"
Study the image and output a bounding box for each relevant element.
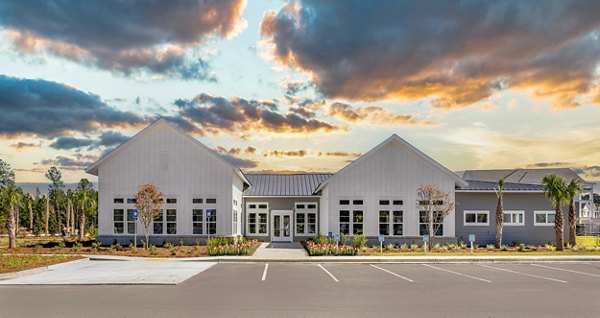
[86,119,597,246]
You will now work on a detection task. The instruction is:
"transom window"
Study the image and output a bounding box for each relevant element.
[379,199,404,236]
[166,198,177,204]
[114,198,124,204]
[295,202,317,236]
[247,202,268,235]
[339,199,364,235]
[534,211,555,226]
[504,210,524,226]
[464,210,489,226]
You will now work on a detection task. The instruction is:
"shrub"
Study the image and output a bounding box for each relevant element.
[351,234,368,249]
[128,242,136,250]
[179,239,185,247]
[57,240,66,249]
[544,244,556,252]
[500,245,509,251]
[565,243,573,250]
[433,243,441,251]
[87,225,98,237]
[339,233,347,246]
[150,245,158,255]
[90,242,101,253]
[110,243,123,252]
[517,243,526,252]
[163,242,174,249]
[400,244,409,252]
[195,239,201,247]
[386,243,395,251]
[305,241,358,256]
[312,233,328,245]
[486,244,495,251]
[410,244,419,251]
[527,245,538,251]
[170,247,177,256]
[458,241,467,249]
[33,245,43,253]
[208,239,260,256]
[71,242,83,252]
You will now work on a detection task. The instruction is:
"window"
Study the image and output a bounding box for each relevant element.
[504,210,524,226]
[166,198,177,204]
[192,209,203,234]
[534,211,555,226]
[339,199,364,235]
[166,209,177,234]
[464,210,489,226]
[207,208,217,234]
[232,209,238,235]
[247,203,268,235]
[127,198,136,204]
[379,211,390,235]
[379,199,403,236]
[339,210,350,235]
[126,209,136,234]
[295,202,317,235]
[206,198,217,204]
[113,209,124,234]
[192,198,203,204]
[419,210,444,236]
[153,210,164,234]
[114,198,124,204]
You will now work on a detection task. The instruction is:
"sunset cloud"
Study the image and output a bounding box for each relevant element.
[263,150,307,157]
[174,93,342,136]
[261,0,600,109]
[0,0,247,80]
[0,75,146,138]
[9,142,38,151]
[327,103,435,126]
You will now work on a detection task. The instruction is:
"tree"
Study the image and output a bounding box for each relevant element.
[3,182,23,249]
[76,179,96,240]
[0,159,15,187]
[565,179,583,246]
[542,174,567,251]
[27,196,34,231]
[135,184,163,249]
[45,166,64,234]
[44,196,51,236]
[495,178,505,248]
[416,184,455,251]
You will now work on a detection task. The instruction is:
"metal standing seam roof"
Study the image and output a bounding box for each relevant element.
[457,180,544,192]
[244,174,333,196]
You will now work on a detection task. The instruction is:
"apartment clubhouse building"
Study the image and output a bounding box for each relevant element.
[86,119,597,246]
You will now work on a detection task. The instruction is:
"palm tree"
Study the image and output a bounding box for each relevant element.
[542,174,567,251]
[4,183,23,249]
[495,178,505,248]
[77,187,96,240]
[565,179,583,246]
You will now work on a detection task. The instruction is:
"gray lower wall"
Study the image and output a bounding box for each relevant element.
[96,235,228,246]
[456,192,569,246]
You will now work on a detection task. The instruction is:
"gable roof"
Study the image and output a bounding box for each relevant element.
[244,173,333,196]
[462,168,590,186]
[85,118,250,187]
[315,134,468,193]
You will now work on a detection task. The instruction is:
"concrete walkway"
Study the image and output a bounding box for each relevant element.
[250,242,309,260]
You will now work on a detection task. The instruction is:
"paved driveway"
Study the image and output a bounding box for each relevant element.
[1,261,599,317]
[0,258,215,285]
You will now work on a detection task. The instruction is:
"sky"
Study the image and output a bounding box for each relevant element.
[0,0,599,184]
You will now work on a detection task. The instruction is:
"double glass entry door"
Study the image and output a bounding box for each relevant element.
[271,210,293,242]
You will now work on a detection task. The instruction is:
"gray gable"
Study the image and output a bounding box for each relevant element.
[244,174,333,196]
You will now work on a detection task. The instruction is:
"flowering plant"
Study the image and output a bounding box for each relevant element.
[305,241,358,256]
[208,239,260,256]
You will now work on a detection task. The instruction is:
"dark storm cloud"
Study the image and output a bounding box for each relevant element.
[98,131,129,147]
[48,131,130,150]
[49,137,94,150]
[0,0,246,80]
[261,0,600,108]
[0,75,146,137]
[174,93,341,136]
[38,154,97,170]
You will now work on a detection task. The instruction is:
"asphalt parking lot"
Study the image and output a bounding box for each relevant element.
[1,261,600,317]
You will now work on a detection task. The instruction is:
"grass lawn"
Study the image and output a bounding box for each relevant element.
[0,254,82,274]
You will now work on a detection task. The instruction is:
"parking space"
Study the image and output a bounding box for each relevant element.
[2,261,600,317]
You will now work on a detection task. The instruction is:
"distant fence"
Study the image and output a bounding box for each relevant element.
[577,224,600,236]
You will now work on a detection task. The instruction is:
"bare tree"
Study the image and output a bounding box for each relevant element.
[135,184,163,249]
[416,184,456,251]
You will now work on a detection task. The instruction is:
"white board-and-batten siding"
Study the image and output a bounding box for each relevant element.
[321,138,457,237]
[97,122,240,237]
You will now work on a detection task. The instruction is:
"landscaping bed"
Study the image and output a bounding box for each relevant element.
[0,254,82,274]
[207,237,260,256]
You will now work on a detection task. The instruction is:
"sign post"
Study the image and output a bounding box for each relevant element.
[133,209,138,248]
[423,235,429,253]
[206,210,212,240]
[334,234,340,246]
[378,234,384,254]
[469,234,476,253]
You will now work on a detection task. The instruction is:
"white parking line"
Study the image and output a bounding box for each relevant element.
[531,264,600,278]
[479,264,567,283]
[317,264,339,282]
[422,264,491,283]
[370,265,414,282]
[261,264,269,281]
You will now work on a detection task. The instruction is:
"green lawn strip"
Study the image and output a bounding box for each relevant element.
[0,254,82,274]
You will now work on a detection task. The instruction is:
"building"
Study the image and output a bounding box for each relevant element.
[86,119,597,246]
